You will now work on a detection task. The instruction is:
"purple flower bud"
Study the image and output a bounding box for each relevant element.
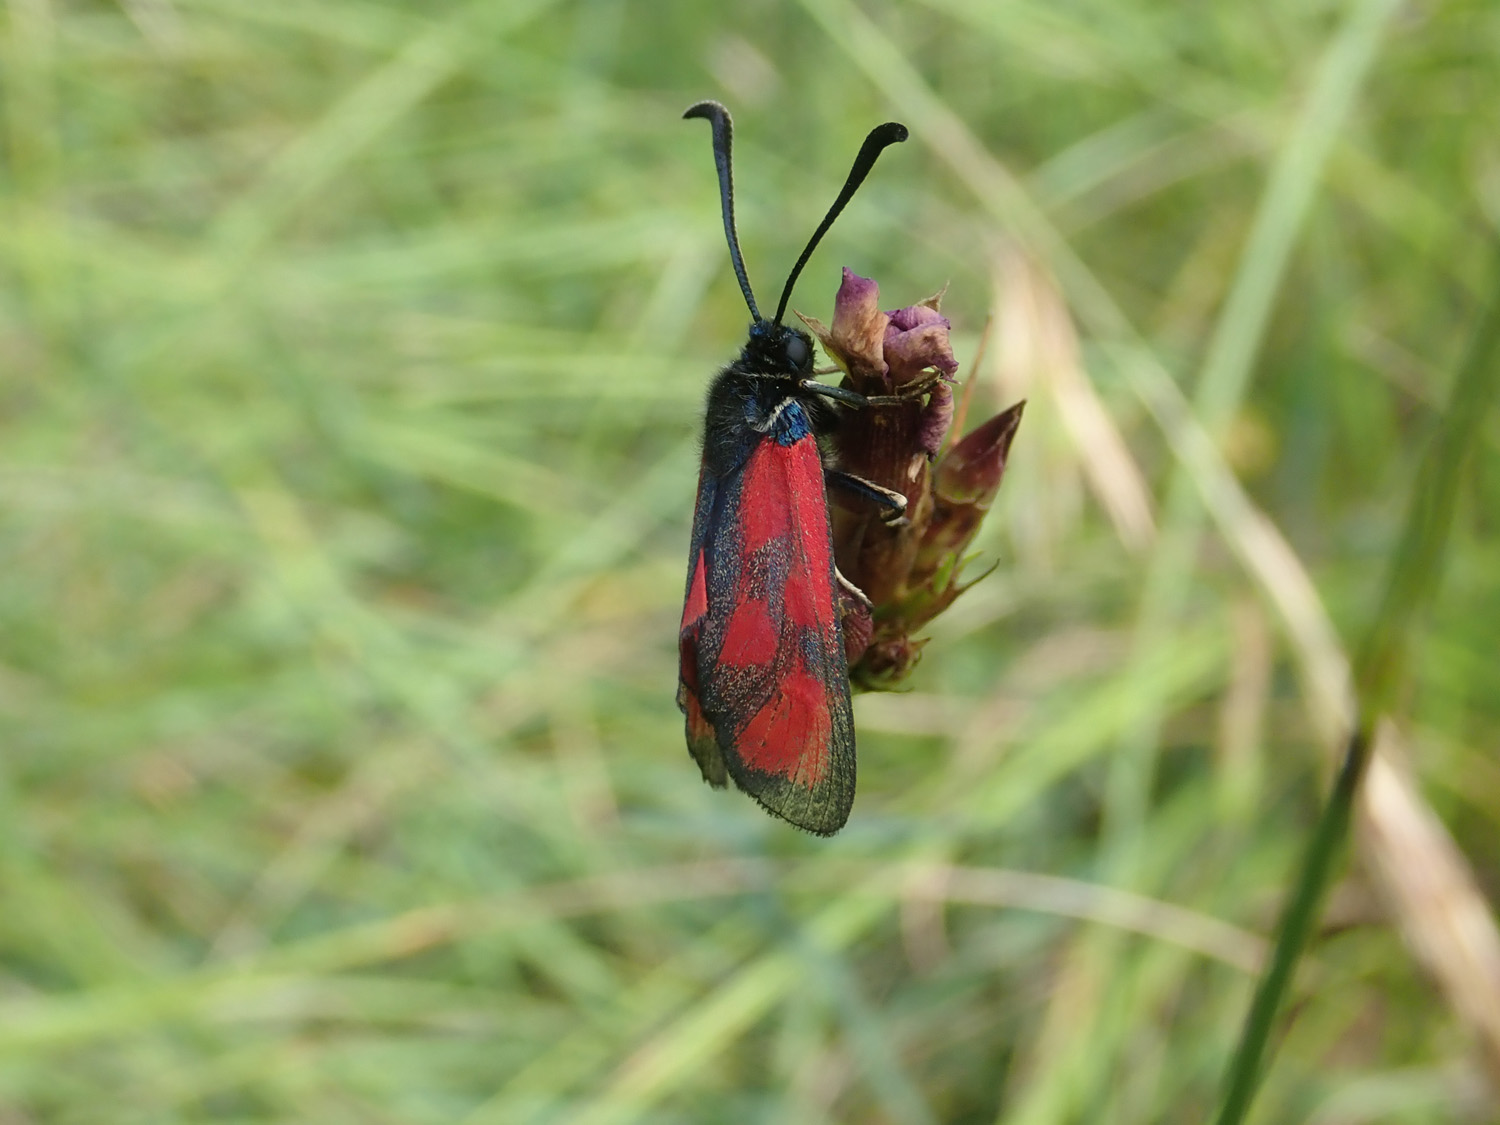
[912,400,1025,589]
[935,401,1025,504]
[857,634,930,686]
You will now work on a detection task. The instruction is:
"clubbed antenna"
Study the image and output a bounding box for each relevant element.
[683,100,761,322]
[773,121,908,325]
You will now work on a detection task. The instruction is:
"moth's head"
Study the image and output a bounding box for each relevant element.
[743,319,814,375]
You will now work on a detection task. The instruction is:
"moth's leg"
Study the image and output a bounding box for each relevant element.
[861,371,943,406]
[834,567,872,607]
[826,469,907,527]
[800,373,942,409]
[798,380,866,408]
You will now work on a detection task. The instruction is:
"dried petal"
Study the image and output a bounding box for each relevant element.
[916,284,948,312]
[884,304,958,389]
[888,303,942,332]
[916,379,954,460]
[798,268,889,389]
[839,586,874,665]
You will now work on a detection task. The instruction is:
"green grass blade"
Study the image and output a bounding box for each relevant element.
[1215,246,1500,1125]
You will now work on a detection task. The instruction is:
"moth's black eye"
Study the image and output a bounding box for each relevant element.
[784,335,810,368]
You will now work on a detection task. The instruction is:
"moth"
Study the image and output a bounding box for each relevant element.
[678,101,909,835]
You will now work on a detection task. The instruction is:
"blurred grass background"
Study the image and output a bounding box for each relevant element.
[3,0,1499,1121]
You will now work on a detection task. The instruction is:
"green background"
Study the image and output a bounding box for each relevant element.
[2,0,1498,1121]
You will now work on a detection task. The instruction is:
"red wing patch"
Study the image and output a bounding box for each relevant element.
[678,432,856,835]
[737,668,833,787]
[719,596,777,667]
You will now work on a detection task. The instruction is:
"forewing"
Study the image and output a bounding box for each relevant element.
[679,433,855,834]
[678,465,726,787]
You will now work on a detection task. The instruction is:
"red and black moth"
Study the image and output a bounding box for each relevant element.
[678,101,910,835]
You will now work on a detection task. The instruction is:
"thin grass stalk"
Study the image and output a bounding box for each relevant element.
[1212,728,1371,1125]
[1214,244,1500,1125]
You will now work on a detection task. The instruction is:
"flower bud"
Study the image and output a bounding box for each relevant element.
[801,270,1023,688]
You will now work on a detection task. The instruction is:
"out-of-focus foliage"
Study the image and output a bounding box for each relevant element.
[2,1,1498,1121]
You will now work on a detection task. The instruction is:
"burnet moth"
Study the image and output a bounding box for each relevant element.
[678,101,909,835]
